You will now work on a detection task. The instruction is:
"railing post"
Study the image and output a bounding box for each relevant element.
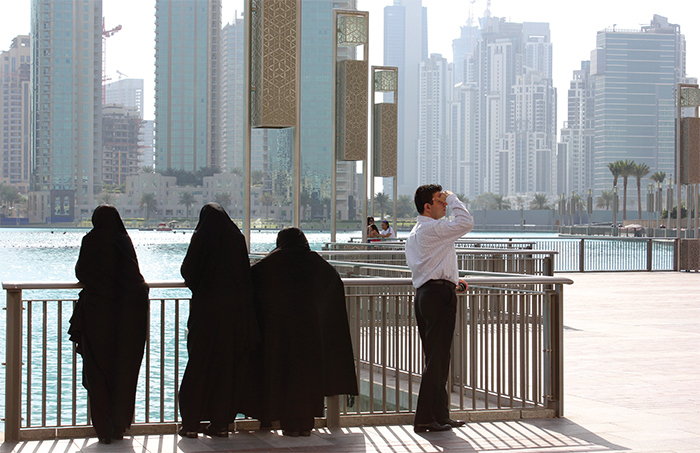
[647,239,654,271]
[674,238,681,271]
[326,395,340,427]
[5,287,23,441]
[545,288,564,417]
[579,238,585,272]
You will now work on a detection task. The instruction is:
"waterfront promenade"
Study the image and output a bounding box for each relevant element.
[1,271,698,452]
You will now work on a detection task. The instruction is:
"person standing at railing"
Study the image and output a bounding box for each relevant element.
[178,203,259,438]
[405,184,473,433]
[68,205,149,444]
[247,227,358,437]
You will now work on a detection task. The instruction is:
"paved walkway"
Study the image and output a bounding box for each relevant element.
[2,272,699,452]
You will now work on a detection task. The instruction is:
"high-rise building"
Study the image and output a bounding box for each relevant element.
[467,17,555,198]
[140,120,155,169]
[452,23,479,86]
[102,105,142,186]
[29,0,103,223]
[104,78,144,115]
[154,0,221,174]
[590,15,685,196]
[220,12,244,173]
[0,35,31,194]
[384,0,428,196]
[559,61,595,196]
[417,54,453,188]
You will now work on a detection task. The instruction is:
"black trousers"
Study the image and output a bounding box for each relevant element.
[413,282,457,425]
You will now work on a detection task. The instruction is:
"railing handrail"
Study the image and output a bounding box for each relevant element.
[3,275,573,292]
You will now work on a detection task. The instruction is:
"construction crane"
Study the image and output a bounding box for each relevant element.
[102,19,122,105]
[116,70,128,80]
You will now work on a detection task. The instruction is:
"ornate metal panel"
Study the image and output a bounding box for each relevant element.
[680,117,700,184]
[336,59,368,161]
[337,14,368,47]
[374,70,398,93]
[679,87,700,107]
[250,0,298,128]
[373,103,397,177]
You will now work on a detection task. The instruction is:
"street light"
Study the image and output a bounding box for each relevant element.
[612,186,619,236]
[587,188,593,235]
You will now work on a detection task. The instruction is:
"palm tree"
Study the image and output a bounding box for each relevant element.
[214,192,232,211]
[607,161,622,190]
[251,170,264,186]
[455,193,470,209]
[141,166,154,174]
[231,167,243,177]
[98,192,115,205]
[490,194,511,210]
[529,193,550,210]
[178,192,197,218]
[139,193,157,221]
[596,191,613,210]
[0,184,21,217]
[619,159,635,221]
[260,192,276,220]
[474,192,496,210]
[397,195,415,218]
[632,162,651,220]
[374,192,390,219]
[650,171,666,186]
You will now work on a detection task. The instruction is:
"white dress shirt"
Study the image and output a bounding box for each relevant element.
[405,194,474,289]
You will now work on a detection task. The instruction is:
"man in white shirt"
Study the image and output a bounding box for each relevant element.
[405,184,474,433]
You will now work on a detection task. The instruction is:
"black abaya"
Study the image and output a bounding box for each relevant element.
[248,227,358,429]
[179,203,258,433]
[68,205,149,441]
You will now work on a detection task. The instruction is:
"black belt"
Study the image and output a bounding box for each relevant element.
[422,279,456,289]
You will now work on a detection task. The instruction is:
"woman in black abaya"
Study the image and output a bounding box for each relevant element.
[249,227,358,437]
[68,205,149,444]
[178,203,258,438]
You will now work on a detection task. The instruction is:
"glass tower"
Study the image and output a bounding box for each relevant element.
[154,0,220,174]
[30,0,103,222]
[591,15,686,196]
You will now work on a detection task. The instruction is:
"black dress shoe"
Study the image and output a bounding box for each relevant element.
[98,437,112,444]
[299,430,311,437]
[178,428,198,438]
[283,430,300,437]
[413,421,452,433]
[438,418,465,428]
[202,425,229,437]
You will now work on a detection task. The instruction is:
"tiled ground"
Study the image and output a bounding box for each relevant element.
[2,271,699,452]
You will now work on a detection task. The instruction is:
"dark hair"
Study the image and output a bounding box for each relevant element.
[382,220,389,225]
[367,216,374,225]
[370,224,379,232]
[414,184,442,214]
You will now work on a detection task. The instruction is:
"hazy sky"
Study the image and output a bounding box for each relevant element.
[1,0,698,131]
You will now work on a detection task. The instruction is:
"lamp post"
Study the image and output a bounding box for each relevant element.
[569,190,576,228]
[647,184,654,237]
[612,186,619,236]
[657,181,663,232]
[587,188,593,235]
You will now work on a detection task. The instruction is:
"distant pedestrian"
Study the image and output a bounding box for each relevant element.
[379,220,396,239]
[178,203,259,438]
[247,227,358,437]
[68,205,149,444]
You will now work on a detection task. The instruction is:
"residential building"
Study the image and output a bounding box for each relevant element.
[590,15,686,196]
[559,61,595,196]
[383,0,428,196]
[102,104,142,187]
[0,35,30,194]
[140,120,155,169]
[154,0,221,173]
[417,54,454,188]
[29,0,103,223]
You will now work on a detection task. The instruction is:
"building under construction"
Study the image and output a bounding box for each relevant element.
[102,104,142,187]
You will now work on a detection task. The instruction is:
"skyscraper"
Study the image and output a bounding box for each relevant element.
[102,105,142,186]
[417,54,453,188]
[0,35,30,194]
[559,61,595,196]
[468,17,555,198]
[590,15,686,195]
[154,0,221,174]
[29,0,103,222]
[384,0,428,196]
[220,12,244,173]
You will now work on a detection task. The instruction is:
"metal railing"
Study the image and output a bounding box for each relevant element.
[325,237,677,272]
[3,275,570,440]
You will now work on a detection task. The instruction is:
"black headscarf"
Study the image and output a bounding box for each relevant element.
[178,203,259,431]
[69,204,149,440]
[246,227,358,422]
